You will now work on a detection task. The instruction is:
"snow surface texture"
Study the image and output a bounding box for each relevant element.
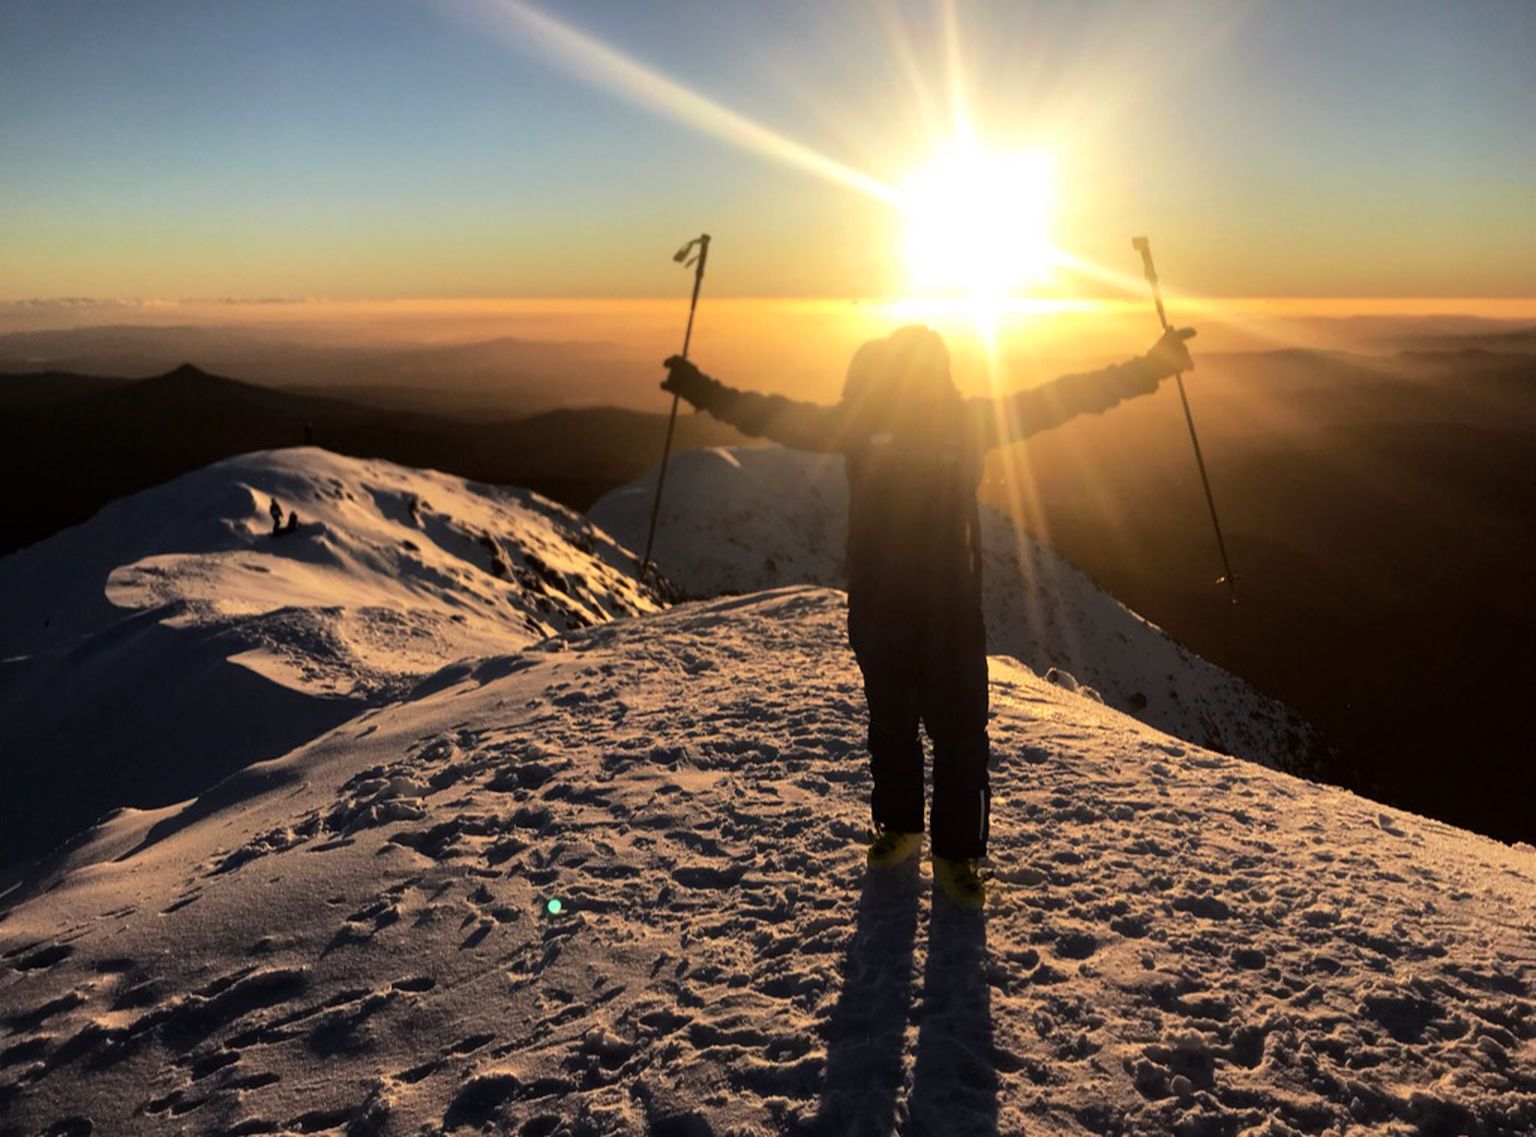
[0,448,659,869]
[591,446,1327,776]
[3,588,1533,1137]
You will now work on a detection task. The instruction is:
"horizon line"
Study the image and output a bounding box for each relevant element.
[3,295,1535,314]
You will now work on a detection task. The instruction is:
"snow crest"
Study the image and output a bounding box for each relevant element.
[0,447,660,869]
[3,588,1533,1137]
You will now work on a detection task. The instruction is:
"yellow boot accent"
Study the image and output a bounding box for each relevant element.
[933,855,985,909]
[866,827,922,868]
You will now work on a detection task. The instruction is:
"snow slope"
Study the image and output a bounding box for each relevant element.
[0,448,659,869]
[3,588,1533,1137]
[591,446,1329,776]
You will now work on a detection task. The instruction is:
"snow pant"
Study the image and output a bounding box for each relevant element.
[848,595,991,860]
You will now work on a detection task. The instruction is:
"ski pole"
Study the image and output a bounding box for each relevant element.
[640,233,710,582]
[1132,236,1238,604]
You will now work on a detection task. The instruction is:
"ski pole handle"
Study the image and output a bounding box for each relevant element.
[676,235,710,360]
[1132,236,1169,332]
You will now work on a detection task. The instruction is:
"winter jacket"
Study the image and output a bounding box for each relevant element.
[675,358,1163,616]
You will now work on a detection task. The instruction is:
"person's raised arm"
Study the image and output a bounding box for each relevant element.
[660,356,847,453]
[972,326,1196,449]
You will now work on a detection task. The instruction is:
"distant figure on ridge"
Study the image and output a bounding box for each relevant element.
[269,498,285,537]
[661,323,1195,907]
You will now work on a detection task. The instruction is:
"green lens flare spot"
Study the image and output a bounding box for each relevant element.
[546,899,563,915]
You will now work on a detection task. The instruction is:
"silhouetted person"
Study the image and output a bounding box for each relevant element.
[661,322,1195,906]
[270,498,285,536]
[282,510,300,535]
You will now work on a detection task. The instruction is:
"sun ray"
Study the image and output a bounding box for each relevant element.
[975,326,1054,664]
[442,0,899,206]
[1052,247,1357,356]
[875,0,945,138]
[937,0,972,141]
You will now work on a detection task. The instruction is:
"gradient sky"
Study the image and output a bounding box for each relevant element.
[2,0,1532,301]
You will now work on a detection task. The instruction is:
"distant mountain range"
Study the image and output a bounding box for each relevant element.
[0,323,647,418]
[0,363,749,557]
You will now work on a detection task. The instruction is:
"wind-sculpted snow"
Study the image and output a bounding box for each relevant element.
[3,588,1533,1136]
[0,447,660,869]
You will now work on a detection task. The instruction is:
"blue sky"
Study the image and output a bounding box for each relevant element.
[1,0,1531,299]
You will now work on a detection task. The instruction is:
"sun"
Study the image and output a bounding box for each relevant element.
[901,141,1056,301]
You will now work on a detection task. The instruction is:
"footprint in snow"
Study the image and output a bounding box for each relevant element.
[9,943,74,972]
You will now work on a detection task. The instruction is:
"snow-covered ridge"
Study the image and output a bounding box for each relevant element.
[2,588,1531,1136]
[592,446,1329,776]
[0,447,660,869]
[4,447,657,691]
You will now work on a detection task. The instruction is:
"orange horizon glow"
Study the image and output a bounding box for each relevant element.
[4,293,1529,415]
[5,295,1534,318]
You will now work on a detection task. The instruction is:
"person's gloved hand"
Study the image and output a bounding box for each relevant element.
[660,355,715,408]
[1144,326,1197,381]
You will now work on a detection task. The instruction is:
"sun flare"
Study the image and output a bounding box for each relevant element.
[901,142,1055,302]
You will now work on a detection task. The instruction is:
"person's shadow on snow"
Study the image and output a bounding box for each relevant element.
[804,861,919,1137]
[804,866,998,1137]
[908,898,998,1136]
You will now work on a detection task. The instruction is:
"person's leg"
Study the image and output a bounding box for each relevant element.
[921,605,991,860]
[850,608,925,835]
